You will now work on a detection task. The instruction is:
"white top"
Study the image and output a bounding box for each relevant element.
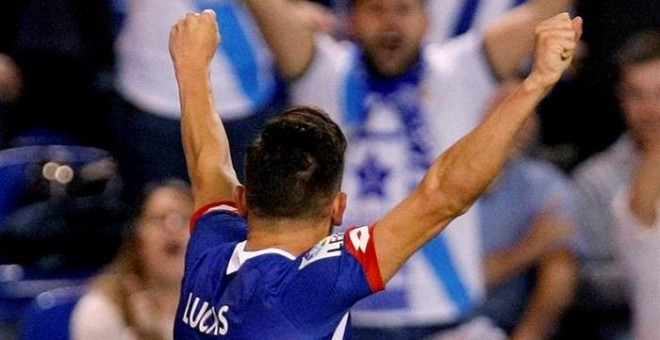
[571,135,638,306]
[291,32,497,326]
[115,0,277,120]
[71,289,137,340]
[71,288,174,340]
[613,187,660,340]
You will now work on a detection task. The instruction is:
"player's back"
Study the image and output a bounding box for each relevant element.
[173,207,384,339]
[174,241,320,338]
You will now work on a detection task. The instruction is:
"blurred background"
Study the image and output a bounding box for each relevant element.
[0,0,657,339]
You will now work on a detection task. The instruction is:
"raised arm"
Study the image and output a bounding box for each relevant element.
[484,0,574,79]
[169,10,239,210]
[374,13,583,282]
[244,0,319,81]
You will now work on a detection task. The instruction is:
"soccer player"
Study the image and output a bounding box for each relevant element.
[169,9,581,339]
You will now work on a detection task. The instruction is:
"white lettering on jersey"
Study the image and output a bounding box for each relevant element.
[349,226,370,253]
[299,232,344,269]
[182,292,230,336]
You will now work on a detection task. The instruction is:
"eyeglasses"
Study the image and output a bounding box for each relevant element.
[141,212,192,230]
[619,84,660,104]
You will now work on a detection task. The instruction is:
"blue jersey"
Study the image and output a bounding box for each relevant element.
[174,202,384,339]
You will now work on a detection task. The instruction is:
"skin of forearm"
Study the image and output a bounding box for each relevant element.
[422,79,551,221]
[343,14,578,282]
[485,241,543,290]
[176,67,238,207]
[513,250,578,340]
[374,78,553,281]
[487,214,574,289]
[394,13,582,269]
[245,0,315,80]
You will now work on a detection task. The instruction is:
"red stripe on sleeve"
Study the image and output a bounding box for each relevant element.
[189,201,238,233]
[345,224,385,292]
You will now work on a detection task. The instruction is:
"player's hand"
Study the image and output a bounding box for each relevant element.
[527,13,582,89]
[169,9,221,74]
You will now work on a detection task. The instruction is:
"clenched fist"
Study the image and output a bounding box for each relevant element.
[169,9,221,75]
[528,13,582,89]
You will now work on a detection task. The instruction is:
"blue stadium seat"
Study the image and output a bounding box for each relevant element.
[0,144,112,221]
[18,284,87,340]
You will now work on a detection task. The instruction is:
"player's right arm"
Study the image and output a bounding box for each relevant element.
[169,10,239,211]
[372,13,582,283]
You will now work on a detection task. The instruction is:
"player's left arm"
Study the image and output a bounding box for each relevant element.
[373,14,582,283]
[169,10,240,211]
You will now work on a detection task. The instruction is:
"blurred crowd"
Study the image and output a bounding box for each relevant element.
[0,0,657,339]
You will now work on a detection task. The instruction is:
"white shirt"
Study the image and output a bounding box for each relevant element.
[571,135,638,307]
[291,32,497,326]
[71,289,137,340]
[613,187,660,340]
[71,288,175,340]
[116,0,277,120]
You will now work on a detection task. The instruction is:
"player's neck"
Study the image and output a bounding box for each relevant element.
[245,217,333,256]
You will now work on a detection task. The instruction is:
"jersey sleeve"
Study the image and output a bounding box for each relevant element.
[186,201,248,265]
[279,225,384,331]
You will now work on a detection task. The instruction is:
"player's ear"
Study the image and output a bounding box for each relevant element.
[234,185,248,217]
[331,192,347,226]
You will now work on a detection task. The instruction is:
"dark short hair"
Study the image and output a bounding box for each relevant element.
[617,30,660,69]
[245,106,347,220]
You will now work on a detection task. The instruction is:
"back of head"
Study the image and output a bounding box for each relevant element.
[246,106,346,220]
